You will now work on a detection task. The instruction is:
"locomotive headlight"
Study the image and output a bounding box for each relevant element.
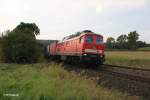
[98,50,103,54]
[83,54,87,56]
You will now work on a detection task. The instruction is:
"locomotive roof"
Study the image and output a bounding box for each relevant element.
[80,32,103,37]
[60,32,103,43]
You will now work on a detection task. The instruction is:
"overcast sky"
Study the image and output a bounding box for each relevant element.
[0,0,150,42]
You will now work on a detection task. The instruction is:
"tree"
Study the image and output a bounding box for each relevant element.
[116,34,128,49]
[0,36,1,46]
[1,22,41,63]
[0,36,1,42]
[127,31,139,50]
[106,37,116,49]
[137,41,147,48]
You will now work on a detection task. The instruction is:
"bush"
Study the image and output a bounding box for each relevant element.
[1,22,41,63]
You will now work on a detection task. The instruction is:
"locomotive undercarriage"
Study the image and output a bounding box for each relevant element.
[80,54,105,66]
[54,54,105,66]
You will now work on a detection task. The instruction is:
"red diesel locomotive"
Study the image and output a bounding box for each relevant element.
[47,30,105,65]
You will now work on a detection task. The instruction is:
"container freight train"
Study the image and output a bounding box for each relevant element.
[47,30,105,66]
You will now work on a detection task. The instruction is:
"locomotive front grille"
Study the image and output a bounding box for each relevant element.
[89,54,98,58]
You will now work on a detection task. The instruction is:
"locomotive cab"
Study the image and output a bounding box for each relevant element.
[81,34,105,64]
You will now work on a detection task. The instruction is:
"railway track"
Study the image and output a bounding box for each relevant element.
[62,63,150,99]
[101,64,150,83]
[63,62,150,84]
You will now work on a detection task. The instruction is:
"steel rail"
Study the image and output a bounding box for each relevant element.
[101,64,150,83]
[103,64,150,71]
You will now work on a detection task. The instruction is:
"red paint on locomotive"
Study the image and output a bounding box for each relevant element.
[47,31,105,65]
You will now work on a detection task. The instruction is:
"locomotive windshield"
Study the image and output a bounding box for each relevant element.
[96,36,103,44]
[85,35,93,43]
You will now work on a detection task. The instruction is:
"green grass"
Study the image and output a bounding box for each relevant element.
[0,63,133,100]
[105,51,150,69]
[138,47,150,51]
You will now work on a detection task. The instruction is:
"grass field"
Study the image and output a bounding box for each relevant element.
[0,63,135,100]
[138,47,150,51]
[105,51,150,69]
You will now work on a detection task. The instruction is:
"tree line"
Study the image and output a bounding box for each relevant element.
[106,31,149,50]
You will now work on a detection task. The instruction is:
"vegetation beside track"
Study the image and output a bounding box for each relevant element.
[137,47,150,51]
[0,63,134,100]
[105,51,150,69]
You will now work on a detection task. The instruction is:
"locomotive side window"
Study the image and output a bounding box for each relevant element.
[79,38,81,43]
[79,37,84,43]
[85,35,93,43]
[96,36,103,44]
